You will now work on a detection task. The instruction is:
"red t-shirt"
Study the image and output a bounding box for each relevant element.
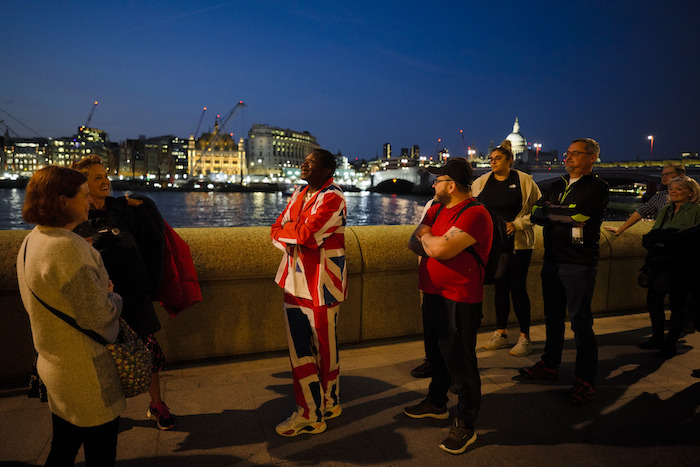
[418,199,493,303]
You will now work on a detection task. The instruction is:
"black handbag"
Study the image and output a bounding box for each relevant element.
[637,263,651,288]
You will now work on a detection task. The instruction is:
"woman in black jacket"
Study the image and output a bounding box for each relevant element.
[72,156,175,430]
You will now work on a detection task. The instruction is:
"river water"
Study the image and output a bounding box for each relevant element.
[0,189,639,230]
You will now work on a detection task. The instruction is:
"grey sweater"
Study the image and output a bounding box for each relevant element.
[17,226,126,427]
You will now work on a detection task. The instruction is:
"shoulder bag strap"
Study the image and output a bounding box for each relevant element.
[452,200,486,269]
[22,239,109,346]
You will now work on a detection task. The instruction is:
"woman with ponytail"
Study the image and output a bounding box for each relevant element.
[472,140,541,356]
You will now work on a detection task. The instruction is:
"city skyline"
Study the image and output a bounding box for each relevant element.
[2,1,699,162]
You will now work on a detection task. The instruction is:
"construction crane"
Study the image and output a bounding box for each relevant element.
[0,120,21,139]
[84,101,98,128]
[196,101,247,176]
[0,107,43,138]
[200,101,247,152]
[216,101,247,138]
[192,106,207,138]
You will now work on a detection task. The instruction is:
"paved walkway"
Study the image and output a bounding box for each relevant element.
[1,311,699,466]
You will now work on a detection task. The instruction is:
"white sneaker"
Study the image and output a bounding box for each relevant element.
[509,336,532,357]
[482,331,508,350]
[275,409,327,437]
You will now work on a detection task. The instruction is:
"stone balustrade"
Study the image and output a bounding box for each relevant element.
[0,221,652,386]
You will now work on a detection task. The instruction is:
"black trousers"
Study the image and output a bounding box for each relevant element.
[422,293,482,427]
[541,261,598,384]
[45,413,120,467]
[646,271,690,344]
[494,249,533,333]
[646,288,668,341]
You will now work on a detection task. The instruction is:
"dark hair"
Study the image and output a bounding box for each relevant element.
[310,149,337,174]
[71,155,105,175]
[492,140,514,161]
[22,166,87,227]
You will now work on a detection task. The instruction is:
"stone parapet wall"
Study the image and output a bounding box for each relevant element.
[0,222,652,385]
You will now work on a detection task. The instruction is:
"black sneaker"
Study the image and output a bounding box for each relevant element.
[519,360,559,381]
[404,397,449,420]
[410,359,432,378]
[638,338,664,350]
[656,344,677,360]
[564,378,596,405]
[439,417,477,454]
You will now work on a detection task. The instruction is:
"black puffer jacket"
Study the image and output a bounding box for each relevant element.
[76,196,165,338]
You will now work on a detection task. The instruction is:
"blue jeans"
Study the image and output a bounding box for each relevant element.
[422,294,482,427]
[541,261,598,384]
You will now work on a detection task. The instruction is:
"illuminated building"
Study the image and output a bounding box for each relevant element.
[48,126,112,168]
[2,138,49,174]
[189,119,247,182]
[410,145,420,159]
[120,135,190,181]
[505,117,528,156]
[246,124,319,175]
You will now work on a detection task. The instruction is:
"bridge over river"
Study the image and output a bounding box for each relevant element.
[370,165,700,195]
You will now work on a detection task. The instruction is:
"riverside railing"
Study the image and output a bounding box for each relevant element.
[0,222,650,387]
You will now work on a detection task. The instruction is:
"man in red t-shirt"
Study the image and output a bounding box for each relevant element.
[405,157,492,455]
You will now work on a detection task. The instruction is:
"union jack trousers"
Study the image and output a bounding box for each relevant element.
[283,293,340,421]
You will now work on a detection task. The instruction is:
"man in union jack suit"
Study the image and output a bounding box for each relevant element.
[271,149,347,437]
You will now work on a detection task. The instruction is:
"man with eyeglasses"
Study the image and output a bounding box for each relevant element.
[520,138,609,406]
[404,157,493,454]
[604,164,685,236]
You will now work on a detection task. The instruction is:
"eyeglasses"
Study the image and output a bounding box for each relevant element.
[432,178,454,186]
[563,151,594,158]
[489,156,504,162]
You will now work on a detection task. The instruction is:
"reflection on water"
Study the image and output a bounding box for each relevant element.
[0,189,29,229]
[348,192,428,226]
[0,189,637,230]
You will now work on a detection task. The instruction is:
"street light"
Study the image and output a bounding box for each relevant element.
[648,135,654,160]
[533,143,542,165]
[434,138,442,160]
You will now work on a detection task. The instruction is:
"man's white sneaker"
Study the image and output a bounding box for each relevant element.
[482,331,508,350]
[275,409,327,437]
[509,336,532,357]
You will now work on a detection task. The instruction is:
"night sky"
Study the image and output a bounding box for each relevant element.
[2,1,699,162]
